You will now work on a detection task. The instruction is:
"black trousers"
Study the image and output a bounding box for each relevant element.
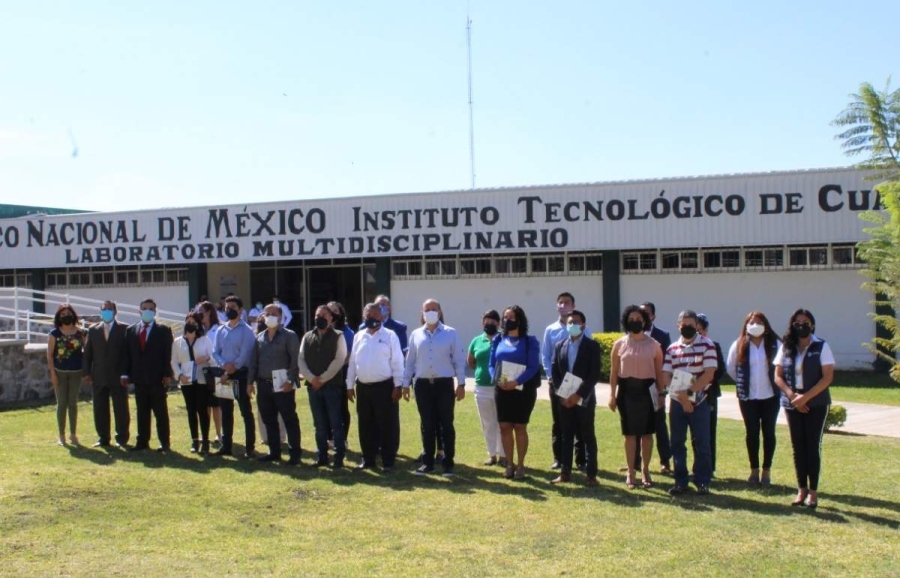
[134,384,169,448]
[180,383,211,442]
[551,385,584,465]
[327,365,352,442]
[356,379,399,467]
[738,396,780,469]
[92,384,130,445]
[691,396,719,474]
[414,378,456,469]
[636,405,671,468]
[560,402,598,478]
[257,379,301,458]
[786,404,829,490]
[221,369,255,453]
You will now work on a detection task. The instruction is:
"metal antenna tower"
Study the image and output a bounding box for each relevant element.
[466,1,476,190]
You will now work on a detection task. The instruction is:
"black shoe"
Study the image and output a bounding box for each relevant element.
[211,439,222,450]
[382,466,394,473]
[696,484,710,496]
[550,460,562,470]
[92,441,110,448]
[215,448,233,457]
[243,450,257,459]
[200,441,210,455]
[258,454,281,463]
[114,441,128,449]
[332,460,344,470]
[288,455,301,466]
[355,462,374,471]
[414,464,435,476]
[129,445,149,452]
[156,446,170,453]
[576,463,587,472]
[190,441,200,454]
[668,485,689,496]
[442,467,455,478]
[312,458,329,468]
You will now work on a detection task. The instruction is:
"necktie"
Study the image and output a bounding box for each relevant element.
[140,324,148,351]
[104,324,110,340]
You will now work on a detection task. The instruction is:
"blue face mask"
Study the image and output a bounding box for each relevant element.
[100,309,114,323]
[141,309,155,324]
[567,323,583,337]
[379,305,390,319]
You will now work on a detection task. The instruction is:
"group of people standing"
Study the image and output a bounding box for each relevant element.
[47,291,835,506]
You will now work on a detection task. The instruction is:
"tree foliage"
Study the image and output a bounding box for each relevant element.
[834,79,900,381]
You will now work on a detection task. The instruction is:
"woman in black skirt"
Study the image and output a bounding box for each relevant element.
[608,305,664,489]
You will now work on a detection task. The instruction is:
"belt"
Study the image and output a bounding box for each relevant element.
[357,378,394,386]
[415,377,453,385]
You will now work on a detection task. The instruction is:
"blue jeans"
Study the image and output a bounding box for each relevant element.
[670,399,712,487]
[308,384,346,463]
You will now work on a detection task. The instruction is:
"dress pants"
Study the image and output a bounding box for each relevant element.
[786,404,829,491]
[221,369,255,453]
[414,378,456,469]
[92,383,131,445]
[134,383,170,448]
[670,400,711,487]
[738,396,780,469]
[559,402,598,478]
[356,379,399,467]
[474,385,504,458]
[551,384,584,466]
[257,379,301,458]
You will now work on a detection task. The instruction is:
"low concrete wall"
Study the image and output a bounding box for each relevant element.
[0,341,58,404]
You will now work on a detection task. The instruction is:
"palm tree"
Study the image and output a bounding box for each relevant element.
[832,80,900,182]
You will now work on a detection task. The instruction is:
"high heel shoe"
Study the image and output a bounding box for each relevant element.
[641,471,653,489]
[806,492,818,509]
[503,466,515,479]
[791,491,808,507]
[625,475,636,490]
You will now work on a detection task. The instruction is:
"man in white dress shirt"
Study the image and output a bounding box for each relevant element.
[346,302,406,471]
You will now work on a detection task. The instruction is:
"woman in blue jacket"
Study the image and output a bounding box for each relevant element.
[489,305,541,480]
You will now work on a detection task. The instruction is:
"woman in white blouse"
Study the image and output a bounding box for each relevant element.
[171,312,216,454]
[726,311,781,487]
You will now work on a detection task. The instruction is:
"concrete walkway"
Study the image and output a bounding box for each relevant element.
[533,381,899,439]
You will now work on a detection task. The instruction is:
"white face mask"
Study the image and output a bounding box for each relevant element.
[746,323,765,338]
[423,310,440,326]
[265,315,280,329]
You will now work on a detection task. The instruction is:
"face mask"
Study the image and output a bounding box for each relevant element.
[141,310,155,324]
[791,323,812,339]
[379,305,390,319]
[483,323,498,336]
[60,314,75,326]
[364,317,381,329]
[423,310,440,325]
[567,323,583,337]
[746,323,765,338]
[255,303,263,310]
[100,309,114,323]
[315,316,329,330]
[331,314,345,329]
[265,315,280,329]
[503,319,519,332]
[557,303,573,316]
[680,325,697,339]
[225,309,239,321]
[184,324,197,334]
[627,320,644,334]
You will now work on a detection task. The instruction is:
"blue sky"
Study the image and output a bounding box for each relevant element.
[1,1,897,211]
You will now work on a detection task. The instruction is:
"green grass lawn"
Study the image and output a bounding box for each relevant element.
[718,370,900,407]
[1,393,899,577]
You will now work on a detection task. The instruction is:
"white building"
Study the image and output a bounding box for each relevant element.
[0,167,885,368]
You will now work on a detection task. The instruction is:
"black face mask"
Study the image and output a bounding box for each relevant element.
[184,324,197,334]
[680,325,697,339]
[503,319,519,332]
[60,315,75,326]
[331,313,345,329]
[791,323,812,339]
[483,324,498,336]
[225,309,239,321]
[626,320,644,335]
[315,317,329,330]
[364,317,381,329]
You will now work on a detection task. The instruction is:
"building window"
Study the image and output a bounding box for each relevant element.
[425,258,457,278]
[0,269,33,288]
[832,244,856,266]
[460,257,492,276]
[623,252,657,272]
[44,266,187,289]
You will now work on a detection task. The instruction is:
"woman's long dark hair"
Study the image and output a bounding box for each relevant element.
[736,311,778,365]
[502,305,529,336]
[184,311,205,337]
[782,308,816,359]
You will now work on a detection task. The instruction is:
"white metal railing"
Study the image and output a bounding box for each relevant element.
[0,287,186,343]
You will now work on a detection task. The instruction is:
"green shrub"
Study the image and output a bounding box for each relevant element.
[825,405,848,432]
[592,332,623,382]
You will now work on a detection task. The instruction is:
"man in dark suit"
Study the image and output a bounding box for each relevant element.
[550,310,602,486]
[121,298,174,452]
[638,301,673,474]
[82,300,130,448]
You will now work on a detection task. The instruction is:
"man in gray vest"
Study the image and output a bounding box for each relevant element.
[298,304,348,468]
[249,303,302,465]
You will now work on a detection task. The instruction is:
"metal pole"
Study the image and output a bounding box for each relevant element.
[13,285,20,340]
[466,0,476,190]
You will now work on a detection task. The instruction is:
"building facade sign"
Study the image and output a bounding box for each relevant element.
[0,168,880,268]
